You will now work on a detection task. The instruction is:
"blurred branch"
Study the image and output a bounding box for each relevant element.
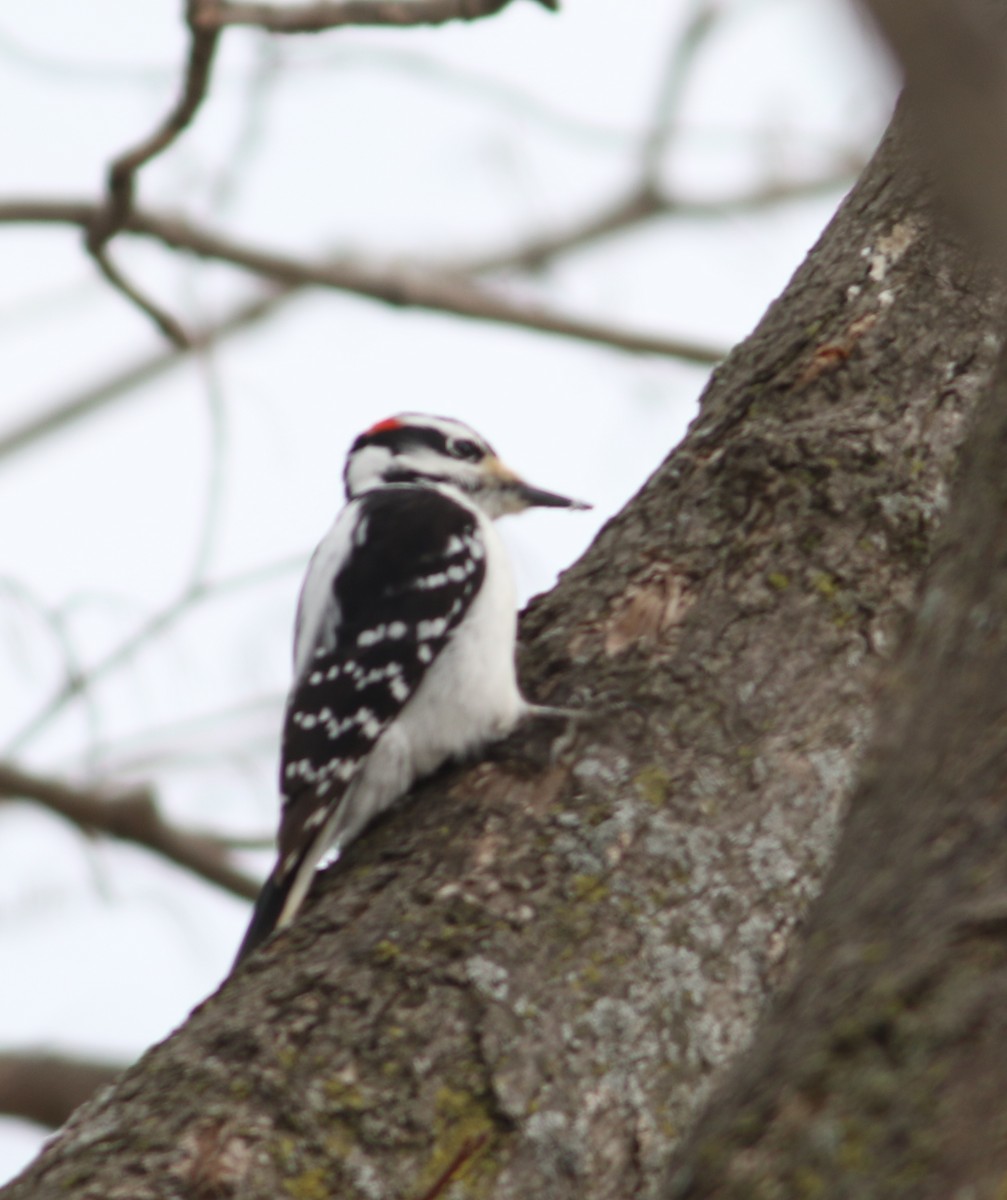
[0,20,175,85]
[0,0,857,463]
[186,345,229,587]
[0,577,99,749]
[77,0,547,342]
[83,249,189,348]
[0,200,728,363]
[450,1,856,276]
[0,761,260,900]
[0,159,857,469]
[5,556,304,757]
[641,0,721,184]
[88,692,284,777]
[196,0,556,34]
[311,45,641,150]
[457,168,858,274]
[0,1051,122,1130]
[202,830,275,850]
[0,286,293,466]
[95,7,218,236]
[85,3,222,345]
[207,39,281,212]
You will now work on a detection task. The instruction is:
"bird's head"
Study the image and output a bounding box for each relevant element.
[343,413,589,519]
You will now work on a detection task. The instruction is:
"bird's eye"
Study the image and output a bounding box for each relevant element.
[450,438,485,462]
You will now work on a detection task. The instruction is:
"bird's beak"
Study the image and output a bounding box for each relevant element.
[485,457,591,512]
[513,481,591,510]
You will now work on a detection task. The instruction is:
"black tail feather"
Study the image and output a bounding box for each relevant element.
[232,872,291,969]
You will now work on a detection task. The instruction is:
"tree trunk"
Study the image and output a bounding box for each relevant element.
[658,4,1007,1196]
[4,106,1000,1199]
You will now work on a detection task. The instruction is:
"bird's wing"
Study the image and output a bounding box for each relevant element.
[234,486,486,964]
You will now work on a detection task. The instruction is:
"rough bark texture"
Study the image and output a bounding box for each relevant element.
[657,6,1007,1197]
[666,336,1007,1198]
[4,111,1002,1199]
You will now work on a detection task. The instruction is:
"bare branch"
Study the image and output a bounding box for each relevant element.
[456,169,860,274]
[197,0,555,35]
[0,20,174,86]
[0,286,294,467]
[641,0,721,184]
[206,39,281,211]
[0,1051,122,1130]
[101,18,219,223]
[0,200,728,363]
[87,692,283,777]
[85,244,189,347]
[199,829,275,851]
[5,557,303,757]
[0,761,260,900]
[311,45,638,151]
[0,160,859,469]
[2,0,557,347]
[463,186,667,275]
[85,3,222,342]
[0,577,98,748]
[185,347,229,586]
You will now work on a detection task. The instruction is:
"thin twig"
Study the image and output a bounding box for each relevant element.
[310,45,638,151]
[99,10,220,236]
[207,38,281,212]
[200,830,276,851]
[454,169,860,274]
[186,341,229,586]
[0,200,727,363]
[415,1133,490,1200]
[86,245,189,347]
[85,2,222,342]
[88,692,284,776]
[0,286,294,467]
[0,159,859,468]
[0,576,103,755]
[459,186,668,275]
[641,0,722,183]
[0,761,259,899]
[145,216,722,361]
[197,0,554,35]
[5,556,303,756]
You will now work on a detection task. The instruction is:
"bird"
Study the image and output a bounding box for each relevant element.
[233,413,588,965]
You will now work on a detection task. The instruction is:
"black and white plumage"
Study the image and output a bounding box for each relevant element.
[234,413,587,965]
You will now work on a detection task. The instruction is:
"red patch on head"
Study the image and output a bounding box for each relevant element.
[366,417,403,436]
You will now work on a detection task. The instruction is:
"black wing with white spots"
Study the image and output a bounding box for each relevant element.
[233,486,485,964]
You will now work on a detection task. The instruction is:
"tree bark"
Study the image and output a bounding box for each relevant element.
[656,5,1007,1198]
[4,105,1001,1199]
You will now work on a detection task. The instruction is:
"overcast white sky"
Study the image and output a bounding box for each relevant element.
[0,0,893,1180]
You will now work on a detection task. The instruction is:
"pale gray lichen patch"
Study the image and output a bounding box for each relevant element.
[525,1109,580,1180]
[809,746,855,797]
[346,1150,384,1200]
[466,955,510,1004]
[645,945,707,1013]
[642,817,721,897]
[747,829,798,890]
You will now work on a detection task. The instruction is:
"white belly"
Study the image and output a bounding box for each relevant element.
[327,514,525,850]
[399,515,525,775]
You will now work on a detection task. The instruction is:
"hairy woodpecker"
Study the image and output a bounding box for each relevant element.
[234,413,587,965]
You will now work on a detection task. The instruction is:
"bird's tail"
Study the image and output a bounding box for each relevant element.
[231,810,343,969]
[232,871,291,968]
